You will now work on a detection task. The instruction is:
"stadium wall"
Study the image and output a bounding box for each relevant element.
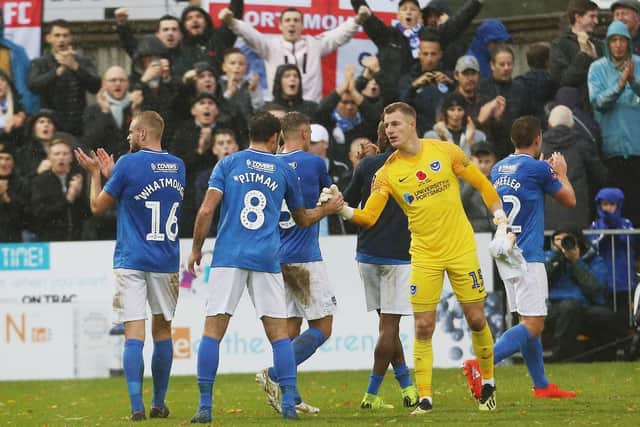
[0,234,501,380]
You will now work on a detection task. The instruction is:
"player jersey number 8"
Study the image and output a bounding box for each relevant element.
[241,189,267,230]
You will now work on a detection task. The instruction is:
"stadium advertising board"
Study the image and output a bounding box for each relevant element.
[0,234,496,380]
[1,0,42,58]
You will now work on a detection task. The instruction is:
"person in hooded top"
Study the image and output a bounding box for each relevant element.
[466,19,512,79]
[179,1,243,74]
[588,19,640,227]
[261,64,318,119]
[541,105,608,231]
[588,187,637,326]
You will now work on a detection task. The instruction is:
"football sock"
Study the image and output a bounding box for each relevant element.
[393,363,413,389]
[413,338,433,399]
[268,327,327,382]
[494,323,531,364]
[521,336,549,388]
[272,338,298,406]
[123,338,145,414]
[367,373,384,395]
[471,324,495,381]
[196,336,220,410]
[151,339,173,408]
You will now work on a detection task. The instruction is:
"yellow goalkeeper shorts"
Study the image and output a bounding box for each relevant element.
[409,250,487,311]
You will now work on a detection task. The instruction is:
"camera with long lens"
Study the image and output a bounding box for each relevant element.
[560,234,577,251]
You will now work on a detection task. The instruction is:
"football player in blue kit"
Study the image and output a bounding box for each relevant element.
[254,112,335,415]
[187,111,344,423]
[464,115,577,400]
[75,111,186,421]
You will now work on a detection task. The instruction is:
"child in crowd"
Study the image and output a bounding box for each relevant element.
[589,187,637,325]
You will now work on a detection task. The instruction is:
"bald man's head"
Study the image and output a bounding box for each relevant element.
[103,66,130,100]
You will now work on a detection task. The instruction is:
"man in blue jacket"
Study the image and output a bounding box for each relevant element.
[588,20,640,227]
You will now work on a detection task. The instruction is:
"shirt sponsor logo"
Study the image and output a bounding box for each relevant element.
[413,180,451,200]
[415,170,428,181]
[498,164,518,174]
[403,192,415,205]
[151,162,179,173]
[246,159,276,173]
[429,161,441,172]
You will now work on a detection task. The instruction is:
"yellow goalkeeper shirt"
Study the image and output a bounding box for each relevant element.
[352,139,499,264]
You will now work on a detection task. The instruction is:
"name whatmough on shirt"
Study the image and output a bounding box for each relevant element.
[133,178,185,200]
[233,172,279,191]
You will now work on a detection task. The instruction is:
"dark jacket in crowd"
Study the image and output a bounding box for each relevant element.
[173,83,248,148]
[549,28,603,110]
[27,52,101,136]
[262,64,318,119]
[116,23,191,80]
[82,103,133,161]
[29,170,89,241]
[422,0,473,71]
[344,149,411,260]
[0,173,26,242]
[541,125,608,231]
[551,87,601,144]
[315,91,379,165]
[350,0,482,79]
[460,179,494,233]
[478,76,532,159]
[398,62,453,136]
[179,1,243,74]
[515,68,557,128]
[15,138,48,184]
[169,120,219,237]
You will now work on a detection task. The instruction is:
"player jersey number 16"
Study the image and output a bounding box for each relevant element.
[145,201,180,241]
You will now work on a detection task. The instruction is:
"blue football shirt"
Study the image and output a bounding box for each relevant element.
[277,150,332,263]
[208,149,304,272]
[491,154,562,262]
[103,149,186,273]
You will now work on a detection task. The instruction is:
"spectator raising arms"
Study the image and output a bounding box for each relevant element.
[219,5,367,101]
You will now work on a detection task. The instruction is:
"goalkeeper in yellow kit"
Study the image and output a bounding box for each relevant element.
[335,102,505,413]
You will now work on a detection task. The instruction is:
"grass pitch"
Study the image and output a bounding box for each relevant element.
[1,362,639,426]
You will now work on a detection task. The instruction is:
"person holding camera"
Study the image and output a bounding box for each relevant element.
[398,31,454,136]
[545,224,628,361]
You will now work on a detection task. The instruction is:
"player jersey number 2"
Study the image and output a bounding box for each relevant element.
[240,189,267,230]
[145,201,179,241]
[501,194,523,232]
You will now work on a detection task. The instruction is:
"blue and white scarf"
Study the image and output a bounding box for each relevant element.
[395,22,423,58]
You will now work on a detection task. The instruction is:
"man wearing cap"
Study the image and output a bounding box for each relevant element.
[170,92,232,237]
[15,109,58,183]
[550,0,602,109]
[351,0,483,84]
[309,123,351,235]
[612,0,640,54]
[0,139,26,242]
[174,61,248,146]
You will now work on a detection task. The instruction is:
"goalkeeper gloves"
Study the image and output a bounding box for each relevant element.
[493,208,508,225]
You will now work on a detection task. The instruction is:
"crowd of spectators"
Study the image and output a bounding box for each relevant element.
[0,0,639,356]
